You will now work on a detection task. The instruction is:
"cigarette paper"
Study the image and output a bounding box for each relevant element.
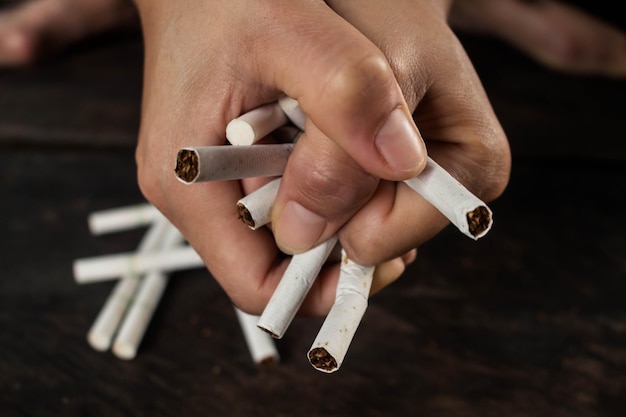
[73,245,204,284]
[112,223,184,360]
[234,306,280,365]
[403,157,492,239]
[308,250,374,373]
[277,96,307,130]
[271,99,494,239]
[226,103,288,146]
[87,203,162,235]
[174,143,294,184]
[86,217,171,351]
[237,178,281,229]
[257,235,338,339]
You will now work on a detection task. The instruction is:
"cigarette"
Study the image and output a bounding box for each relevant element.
[112,223,185,360]
[234,306,280,366]
[86,217,171,351]
[226,103,288,146]
[73,245,204,284]
[229,98,493,239]
[403,157,492,239]
[87,203,162,235]
[277,96,307,130]
[237,177,281,229]
[174,143,294,184]
[257,235,338,339]
[308,250,374,373]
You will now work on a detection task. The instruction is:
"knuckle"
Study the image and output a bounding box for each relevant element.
[478,136,512,203]
[341,226,389,266]
[294,158,378,218]
[323,53,395,106]
[462,132,512,204]
[135,143,167,210]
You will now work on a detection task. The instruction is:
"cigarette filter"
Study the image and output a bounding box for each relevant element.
[226,103,288,146]
[278,96,307,130]
[87,203,162,236]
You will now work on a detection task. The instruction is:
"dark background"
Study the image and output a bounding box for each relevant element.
[1,1,625,416]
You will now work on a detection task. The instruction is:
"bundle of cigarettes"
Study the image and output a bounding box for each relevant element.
[173,97,493,373]
[73,203,280,365]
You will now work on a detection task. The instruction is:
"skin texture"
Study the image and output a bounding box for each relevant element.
[2,0,622,315]
[132,0,510,315]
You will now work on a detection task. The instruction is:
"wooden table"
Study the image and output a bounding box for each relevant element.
[1,11,625,416]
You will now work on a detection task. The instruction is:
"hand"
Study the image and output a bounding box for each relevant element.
[135,0,512,315]
[134,0,430,315]
[272,0,511,284]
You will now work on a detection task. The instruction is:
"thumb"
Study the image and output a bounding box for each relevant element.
[255,2,427,181]
[272,122,379,254]
[252,2,426,254]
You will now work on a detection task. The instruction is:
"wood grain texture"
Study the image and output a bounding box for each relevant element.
[1,4,625,415]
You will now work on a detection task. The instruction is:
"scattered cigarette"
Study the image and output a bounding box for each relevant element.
[226,103,288,146]
[174,143,294,184]
[237,178,281,229]
[403,157,492,239]
[87,203,162,235]
[308,250,374,373]
[73,245,204,284]
[112,223,185,360]
[234,307,280,365]
[86,217,171,351]
[277,96,307,130]
[257,235,339,339]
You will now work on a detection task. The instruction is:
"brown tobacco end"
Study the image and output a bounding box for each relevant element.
[237,203,255,228]
[175,149,199,183]
[257,326,280,339]
[467,205,492,237]
[308,347,337,372]
[259,356,278,367]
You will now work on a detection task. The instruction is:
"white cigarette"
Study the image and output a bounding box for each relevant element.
[277,96,307,130]
[112,223,185,360]
[403,157,492,239]
[257,235,338,339]
[73,245,204,284]
[86,217,171,351]
[234,307,280,365]
[237,177,281,229]
[234,98,493,239]
[174,143,294,184]
[226,103,288,146]
[308,250,374,373]
[87,203,162,235]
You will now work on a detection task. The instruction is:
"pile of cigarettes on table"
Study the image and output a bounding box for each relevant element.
[73,97,493,373]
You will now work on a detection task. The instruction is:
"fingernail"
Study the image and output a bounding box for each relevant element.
[375,108,423,173]
[276,200,326,253]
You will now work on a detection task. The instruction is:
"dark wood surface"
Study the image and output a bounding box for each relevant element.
[1,10,626,417]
